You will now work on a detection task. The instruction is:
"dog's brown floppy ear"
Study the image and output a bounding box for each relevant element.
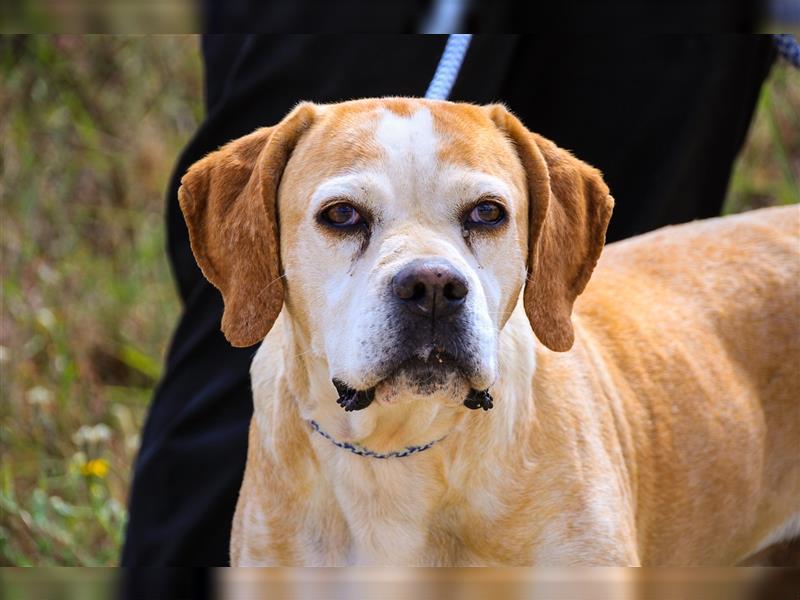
[178,103,315,347]
[487,105,614,352]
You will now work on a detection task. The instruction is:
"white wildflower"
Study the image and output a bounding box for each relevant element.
[72,425,92,446]
[91,423,112,443]
[73,423,112,446]
[36,307,56,331]
[26,385,53,406]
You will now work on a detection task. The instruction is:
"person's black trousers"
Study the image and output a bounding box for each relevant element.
[121,35,775,567]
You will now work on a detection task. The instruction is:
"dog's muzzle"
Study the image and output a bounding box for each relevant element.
[331,258,494,412]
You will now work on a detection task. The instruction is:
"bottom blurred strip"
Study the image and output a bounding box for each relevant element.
[0,567,798,600]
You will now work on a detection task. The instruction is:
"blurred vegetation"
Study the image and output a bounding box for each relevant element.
[0,36,798,566]
[0,35,202,566]
[1,2,198,34]
[724,59,800,213]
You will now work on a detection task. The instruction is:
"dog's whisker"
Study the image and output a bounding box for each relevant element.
[291,348,317,360]
[257,273,288,298]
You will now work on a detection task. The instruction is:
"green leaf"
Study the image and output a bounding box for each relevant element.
[119,344,161,381]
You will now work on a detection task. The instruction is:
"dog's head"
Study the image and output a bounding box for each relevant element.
[179,99,612,408]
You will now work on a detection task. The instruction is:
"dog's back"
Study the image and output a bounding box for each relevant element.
[574,205,800,564]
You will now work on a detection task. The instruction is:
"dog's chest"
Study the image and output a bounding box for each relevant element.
[307,449,487,565]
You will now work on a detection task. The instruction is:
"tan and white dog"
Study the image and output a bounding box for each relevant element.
[177,98,800,566]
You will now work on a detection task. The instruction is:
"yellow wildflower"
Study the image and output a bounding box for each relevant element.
[81,458,110,478]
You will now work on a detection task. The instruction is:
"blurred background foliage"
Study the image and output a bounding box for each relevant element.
[1,35,202,566]
[0,35,798,566]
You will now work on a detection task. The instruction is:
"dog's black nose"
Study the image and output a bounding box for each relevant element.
[391,259,468,318]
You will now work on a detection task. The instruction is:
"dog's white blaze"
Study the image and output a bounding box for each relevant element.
[375,107,439,200]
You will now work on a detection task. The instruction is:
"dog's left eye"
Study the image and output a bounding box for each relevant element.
[465,201,506,227]
[320,203,364,228]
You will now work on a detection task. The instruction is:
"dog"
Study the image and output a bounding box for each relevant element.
[177,98,799,566]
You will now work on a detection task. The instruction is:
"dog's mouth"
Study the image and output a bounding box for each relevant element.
[333,350,493,412]
[390,352,464,391]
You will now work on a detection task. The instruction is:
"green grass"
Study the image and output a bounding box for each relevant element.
[0,36,798,566]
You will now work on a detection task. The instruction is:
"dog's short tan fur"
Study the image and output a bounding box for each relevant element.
[178,98,800,566]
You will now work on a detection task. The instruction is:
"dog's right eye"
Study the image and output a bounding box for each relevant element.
[319,203,364,228]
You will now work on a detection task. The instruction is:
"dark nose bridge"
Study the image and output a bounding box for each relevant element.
[391,257,469,320]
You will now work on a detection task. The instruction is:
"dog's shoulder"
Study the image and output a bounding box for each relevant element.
[581,205,799,310]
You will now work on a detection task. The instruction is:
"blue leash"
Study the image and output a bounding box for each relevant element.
[425,34,472,100]
[773,34,800,68]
